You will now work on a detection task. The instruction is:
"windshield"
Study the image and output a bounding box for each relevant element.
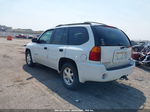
[92,25,131,47]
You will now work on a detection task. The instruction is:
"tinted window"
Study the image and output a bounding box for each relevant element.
[68,27,89,45]
[92,26,131,47]
[39,30,53,44]
[51,28,68,45]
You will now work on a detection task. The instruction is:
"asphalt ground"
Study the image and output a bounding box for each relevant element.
[0,38,150,110]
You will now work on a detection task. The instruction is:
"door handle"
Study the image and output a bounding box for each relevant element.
[59,49,63,52]
[44,47,47,50]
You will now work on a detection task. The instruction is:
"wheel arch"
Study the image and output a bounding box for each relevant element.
[58,58,78,72]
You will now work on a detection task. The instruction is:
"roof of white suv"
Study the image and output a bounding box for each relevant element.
[56,22,106,28]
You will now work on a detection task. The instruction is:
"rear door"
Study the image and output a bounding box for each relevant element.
[46,28,68,69]
[92,25,132,69]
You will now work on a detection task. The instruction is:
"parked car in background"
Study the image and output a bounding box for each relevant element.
[27,35,34,39]
[131,40,138,46]
[15,34,27,39]
[25,22,135,89]
[132,46,150,66]
[36,34,41,38]
[132,41,150,52]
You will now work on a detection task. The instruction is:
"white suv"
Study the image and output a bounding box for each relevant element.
[25,22,135,89]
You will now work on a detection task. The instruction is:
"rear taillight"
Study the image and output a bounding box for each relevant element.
[89,46,101,61]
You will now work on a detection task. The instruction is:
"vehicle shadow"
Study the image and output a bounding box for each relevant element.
[137,65,150,73]
[23,64,146,110]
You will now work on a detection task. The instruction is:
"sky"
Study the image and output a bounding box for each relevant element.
[0,0,150,40]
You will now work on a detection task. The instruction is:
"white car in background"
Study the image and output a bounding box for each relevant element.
[27,35,34,39]
[25,22,135,90]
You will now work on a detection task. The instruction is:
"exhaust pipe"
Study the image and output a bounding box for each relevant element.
[120,75,128,80]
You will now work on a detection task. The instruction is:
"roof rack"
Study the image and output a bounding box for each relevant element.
[56,22,105,27]
[84,21,105,25]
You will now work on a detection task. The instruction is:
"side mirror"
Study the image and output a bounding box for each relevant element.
[32,38,38,43]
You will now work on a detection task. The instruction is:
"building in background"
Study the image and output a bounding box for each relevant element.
[0,25,43,38]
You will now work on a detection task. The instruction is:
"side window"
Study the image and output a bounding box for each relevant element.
[51,28,68,45]
[38,30,53,44]
[68,27,89,45]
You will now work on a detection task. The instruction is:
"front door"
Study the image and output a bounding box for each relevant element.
[35,30,54,65]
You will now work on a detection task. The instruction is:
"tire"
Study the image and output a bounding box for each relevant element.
[61,63,80,90]
[25,50,34,67]
[135,62,141,66]
[146,62,150,66]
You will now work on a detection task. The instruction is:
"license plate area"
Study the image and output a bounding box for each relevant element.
[113,50,128,63]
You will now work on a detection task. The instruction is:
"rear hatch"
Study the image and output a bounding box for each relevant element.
[92,25,132,69]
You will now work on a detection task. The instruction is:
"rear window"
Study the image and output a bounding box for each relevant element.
[92,25,131,47]
[68,27,89,45]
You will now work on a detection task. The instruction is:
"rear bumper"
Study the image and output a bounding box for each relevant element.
[77,60,135,83]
